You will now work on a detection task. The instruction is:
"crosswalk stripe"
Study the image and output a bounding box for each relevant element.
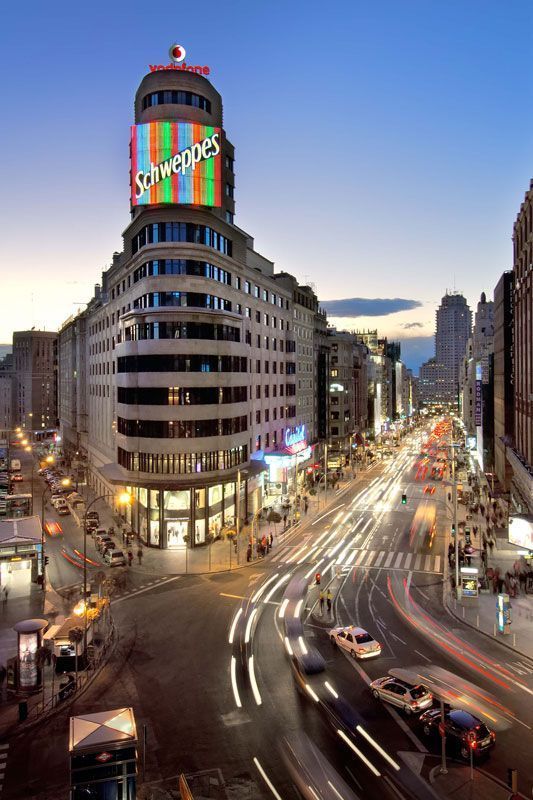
[270,547,288,562]
[370,551,382,567]
[434,555,441,573]
[384,552,394,568]
[394,552,404,568]
[404,552,413,569]
[414,554,422,570]
[355,550,367,566]
[424,555,432,571]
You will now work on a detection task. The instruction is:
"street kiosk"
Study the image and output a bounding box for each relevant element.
[69,707,137,800]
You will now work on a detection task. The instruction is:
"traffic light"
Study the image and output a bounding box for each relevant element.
[451,523,456,536]
[507,768,518,792]
[401,493,407,505]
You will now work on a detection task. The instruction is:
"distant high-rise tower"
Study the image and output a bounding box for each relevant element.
[435,293,472,391]
[420,292,472,406]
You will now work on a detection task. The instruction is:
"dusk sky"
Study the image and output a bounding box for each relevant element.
[1,0,532,372]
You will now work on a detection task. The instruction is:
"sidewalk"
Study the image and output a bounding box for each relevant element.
[443,475,533,662]
[430,761,528,799]
[62,466,374,580]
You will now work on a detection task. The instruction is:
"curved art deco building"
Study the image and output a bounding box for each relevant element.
[79,66,303,549]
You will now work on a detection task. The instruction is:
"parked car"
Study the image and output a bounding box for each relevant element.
[419,708,495,760]
[100,540,117,557]
[86,511,100,524]
[370,677,433,714]
[328,626,381,659]
[104,549,126,567]
[95,534,113,553]
[92,526,108,539]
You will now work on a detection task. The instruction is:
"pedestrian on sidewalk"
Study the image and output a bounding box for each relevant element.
[488,537,494,555]
[269,533,273,548]
[2,586,9,606]
[326,590,333,616]
[127,550,133,567]
[137,547,143,565]
[304,497,309,514]
[319,590,325,615]
[122,528,126,544]
[283,513,288,529]
[247,543,252,562]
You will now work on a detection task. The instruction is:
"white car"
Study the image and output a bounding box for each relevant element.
[370,677,433,714]
[51,495,67,508]
[329,625,381,659]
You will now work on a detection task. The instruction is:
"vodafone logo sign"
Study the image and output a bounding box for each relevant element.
[169,43,186,63]
[149,44,211,76]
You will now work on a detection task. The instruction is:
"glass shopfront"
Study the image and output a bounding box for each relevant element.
[128,479,247,549]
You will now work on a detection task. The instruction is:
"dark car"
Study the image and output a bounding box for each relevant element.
[86,511,100,523]
[420,708,495,760]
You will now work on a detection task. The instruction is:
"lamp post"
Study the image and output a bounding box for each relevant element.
[82,492,132,655]
[41,471,71,591]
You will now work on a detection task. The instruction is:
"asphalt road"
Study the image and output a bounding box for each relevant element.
[4,427,533,799]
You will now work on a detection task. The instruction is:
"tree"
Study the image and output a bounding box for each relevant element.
[68,626,84,686]
[267,510,281,537]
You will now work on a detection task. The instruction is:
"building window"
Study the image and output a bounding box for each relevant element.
[132,223,232,257]
[117,355,248,373]
[142,90,211,112]
[118,445,248,475]
[133,292,231,312]
[133,259,231,285]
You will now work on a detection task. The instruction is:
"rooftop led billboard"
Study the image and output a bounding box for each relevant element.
[131,121,222,207]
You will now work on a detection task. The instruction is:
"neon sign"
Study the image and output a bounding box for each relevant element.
[284,425,307,454]
[148,44,210,75]
[131,122,222,207]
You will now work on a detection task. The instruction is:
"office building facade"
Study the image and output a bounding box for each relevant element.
[12,331,57,433]
[510,181,533,514]
[59,61,321,548]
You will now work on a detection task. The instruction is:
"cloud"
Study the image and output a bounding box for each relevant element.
[320,297,422,318]
[401,322,424,329]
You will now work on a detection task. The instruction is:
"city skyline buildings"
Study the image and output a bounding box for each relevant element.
[2,2,533,370]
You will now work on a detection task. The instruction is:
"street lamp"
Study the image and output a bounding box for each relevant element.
[82,492,132,655]
[41,477,71,590]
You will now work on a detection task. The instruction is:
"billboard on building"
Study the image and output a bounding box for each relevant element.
[508,515,533,551]
[131,121,222,207]
[474,362,482,427]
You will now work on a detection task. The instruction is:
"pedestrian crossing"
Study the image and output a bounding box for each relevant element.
[0,743,9,795]
[270,544,442,574]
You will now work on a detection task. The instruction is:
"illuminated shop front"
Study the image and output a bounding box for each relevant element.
[126,478,251,549]
[258,425,313,501]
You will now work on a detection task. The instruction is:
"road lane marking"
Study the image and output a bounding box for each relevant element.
[414,554,422,570]
[374,552,385,567]
[394,552,404,568]
[434,555,441,572]
[424,555,432,571]
[384,552,394,568]
[220,592,247,600]
[403,553,413,569]
[365,551,377,567]
[253,758,283,800]
[111,576,180,605]
[414,649,431,662]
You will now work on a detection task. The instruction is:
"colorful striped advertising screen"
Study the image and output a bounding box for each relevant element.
[131,121,222,207]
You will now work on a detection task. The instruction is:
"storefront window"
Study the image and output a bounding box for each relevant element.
[150,519,160,546]
[194,488,205,509]
[208,511,223,540]
[194,518,205,544]
[138,488,148,508]
[209,485,223,508]
[164,491,190,511]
